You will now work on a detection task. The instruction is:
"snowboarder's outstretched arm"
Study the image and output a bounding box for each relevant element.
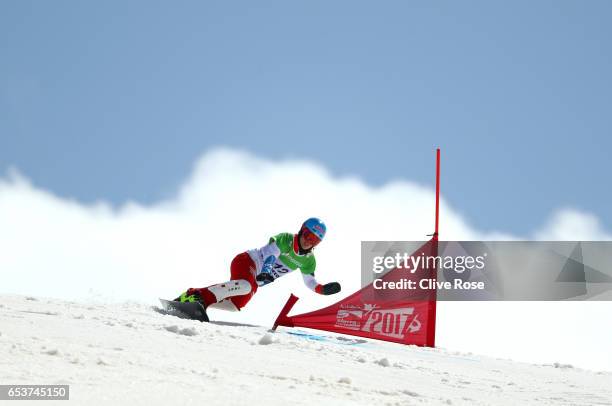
[302,273,341,295]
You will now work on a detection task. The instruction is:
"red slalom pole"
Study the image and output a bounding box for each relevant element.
[271,294,299,331]
[426,148,441,347]
[435,148,440,239]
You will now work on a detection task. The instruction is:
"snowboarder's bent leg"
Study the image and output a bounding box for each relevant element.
[178,252,258,310]
[228,252,258,310]
[182,279,250,307]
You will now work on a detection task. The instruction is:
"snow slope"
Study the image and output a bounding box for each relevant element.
[1,295,610,406]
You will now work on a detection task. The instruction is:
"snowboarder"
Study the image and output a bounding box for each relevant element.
[173,218,341,321]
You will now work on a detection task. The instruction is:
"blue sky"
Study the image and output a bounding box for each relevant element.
[1,0,611,235]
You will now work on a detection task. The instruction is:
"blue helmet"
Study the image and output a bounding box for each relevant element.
[301,217,326,241]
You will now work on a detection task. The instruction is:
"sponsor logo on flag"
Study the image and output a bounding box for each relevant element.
[335,303,421,339]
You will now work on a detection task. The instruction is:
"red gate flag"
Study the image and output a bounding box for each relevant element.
[272,149,441,347]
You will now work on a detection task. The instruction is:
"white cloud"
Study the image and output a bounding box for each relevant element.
[0,147,610,371]
[535,208,612,240]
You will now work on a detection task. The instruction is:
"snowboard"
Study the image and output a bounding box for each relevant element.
[159,298,209,322]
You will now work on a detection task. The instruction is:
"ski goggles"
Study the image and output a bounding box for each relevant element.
[301,228,322,246]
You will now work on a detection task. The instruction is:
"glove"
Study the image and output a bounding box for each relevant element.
[256,272,274,286]
[316,282,341,295]
[256,255,276,287]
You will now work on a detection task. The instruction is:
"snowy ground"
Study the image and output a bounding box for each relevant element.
[1,295,610,406]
